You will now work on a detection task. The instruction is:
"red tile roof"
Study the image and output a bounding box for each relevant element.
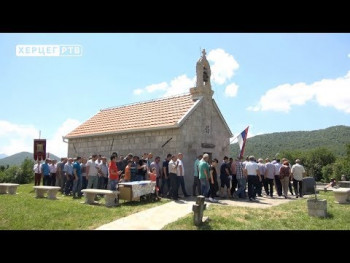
[65,93,200,139]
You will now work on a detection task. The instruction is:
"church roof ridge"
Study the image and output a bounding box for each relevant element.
[101,92,191,112]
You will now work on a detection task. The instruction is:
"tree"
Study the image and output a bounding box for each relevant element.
[0,158,34,184]
[18,158,34,184]
[280,150,306,166]
[322,164,333,183]
[332,159,350,181]
[304,148,336,181]
[346,144,350,159]
[281,147,336,181]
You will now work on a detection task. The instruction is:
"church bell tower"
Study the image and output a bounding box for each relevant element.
[190,49,214,100]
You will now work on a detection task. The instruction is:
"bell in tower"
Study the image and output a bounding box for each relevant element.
[203,66,209,83]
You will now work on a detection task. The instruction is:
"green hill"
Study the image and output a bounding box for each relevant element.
[231,125,350,159]
[0,152,60,167]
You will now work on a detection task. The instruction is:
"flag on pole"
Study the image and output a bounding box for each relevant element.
[236,126,249,158]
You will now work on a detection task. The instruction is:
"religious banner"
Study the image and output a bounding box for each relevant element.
[34,139,46,161]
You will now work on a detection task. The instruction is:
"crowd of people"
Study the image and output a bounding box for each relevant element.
[194,154,306,202]
[32,151,307,202]
[32,152,189,199]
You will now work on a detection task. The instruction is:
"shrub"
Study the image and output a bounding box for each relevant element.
[0,158,34,184]
[321,164,333,183]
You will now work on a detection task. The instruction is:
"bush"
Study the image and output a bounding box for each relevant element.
[321,164,333,183]
[3,166,21,183]
[332,159,350,182]
[18,158,34,183]
[0,158,34,184]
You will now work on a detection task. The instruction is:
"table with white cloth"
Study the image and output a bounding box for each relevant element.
[118,180,156,201]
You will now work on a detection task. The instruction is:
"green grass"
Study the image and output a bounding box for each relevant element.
[0,184,168,230]
[163,192,350,230]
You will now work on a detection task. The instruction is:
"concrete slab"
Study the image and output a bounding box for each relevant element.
[96,199,196,230]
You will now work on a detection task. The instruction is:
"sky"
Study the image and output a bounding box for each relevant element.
[0,33,350,157]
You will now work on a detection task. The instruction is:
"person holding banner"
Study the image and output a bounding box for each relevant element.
[33,160,42,186]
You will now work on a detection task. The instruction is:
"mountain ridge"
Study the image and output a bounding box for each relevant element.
[0,152,60,166]
[231,125,350,159]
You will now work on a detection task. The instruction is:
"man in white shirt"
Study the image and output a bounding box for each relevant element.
[87,154,99,189]
[33,160,42,186]
[177,153,190,197]
[243,156,261,201]
[49,159,57,186]
[291,159,306,198]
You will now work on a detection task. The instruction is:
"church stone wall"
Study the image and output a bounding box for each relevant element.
[68,128,181,160]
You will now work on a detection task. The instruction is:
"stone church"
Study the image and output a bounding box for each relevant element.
[65,49,233,194]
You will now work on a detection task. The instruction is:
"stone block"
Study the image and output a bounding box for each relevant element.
[303,177,316,195]
[333,188,350,203]
[307,199,327,217]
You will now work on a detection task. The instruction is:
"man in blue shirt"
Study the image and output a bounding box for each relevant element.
[72,157,82,198]
[41,159,51,186]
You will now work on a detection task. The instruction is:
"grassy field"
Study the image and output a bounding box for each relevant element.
[0,184,168,230]
[163,191,350,230]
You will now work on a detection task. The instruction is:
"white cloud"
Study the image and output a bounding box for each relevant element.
[0,120,39,155]
[47,119,81,157]
[348,54,350,58]
[133,89,143,95]
[225,83,239,97]
[132,48,239,97]
[133,75,195,98]
[0,119,81,157]
[207,48,239,85]
[163,75,196,97]
[248,71,350,114]
[145,82,168,93]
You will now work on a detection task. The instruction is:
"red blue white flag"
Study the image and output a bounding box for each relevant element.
[236,126,249,158]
